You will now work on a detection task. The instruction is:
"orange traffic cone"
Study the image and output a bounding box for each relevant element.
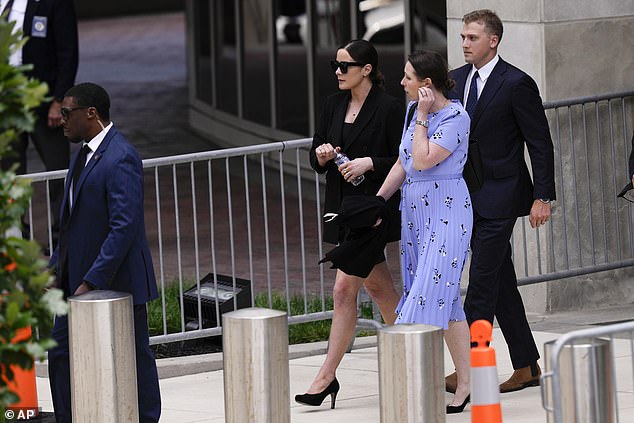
[470,320,502,422]
[6,326,39,418]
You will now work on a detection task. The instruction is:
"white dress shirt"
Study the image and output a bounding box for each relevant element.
[1,0,27,66]
[70,122,114,206]
[463,54,500,103]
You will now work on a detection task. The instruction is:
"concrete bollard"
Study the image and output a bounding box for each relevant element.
[68,291,138,422]
[544,337,615,422]
[222,307,289,423]
[378,324,445,423]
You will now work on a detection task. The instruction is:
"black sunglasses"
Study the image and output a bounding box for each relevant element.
[330,60,364,74]
[60,106,89,119]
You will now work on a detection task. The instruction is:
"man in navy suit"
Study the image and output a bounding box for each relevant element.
[48,83,161,422]
[1,0,78,246]
[445,9,556,394]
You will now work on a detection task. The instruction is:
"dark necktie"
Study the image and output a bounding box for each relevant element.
[1,0,15,20]
[465,70,479,118]
[71,144,91,204]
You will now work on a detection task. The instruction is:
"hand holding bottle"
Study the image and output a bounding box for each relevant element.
[334,149,366,186]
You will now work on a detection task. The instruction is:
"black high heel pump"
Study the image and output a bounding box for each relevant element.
[446,394,470,414]
[294,378,340,409]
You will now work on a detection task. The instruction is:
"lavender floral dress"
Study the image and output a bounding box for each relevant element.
[395,100,472,329]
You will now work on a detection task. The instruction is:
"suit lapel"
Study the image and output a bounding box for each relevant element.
[60,148,79,223]
[471,59,506,128]
[23,0,37,34]
[342,85,380,150]
[330,94,348,148]
[451,65,470,104]
[70,127,116,214]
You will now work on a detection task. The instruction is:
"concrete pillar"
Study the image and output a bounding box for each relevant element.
[68,291,138,422]
[222,307,290,423]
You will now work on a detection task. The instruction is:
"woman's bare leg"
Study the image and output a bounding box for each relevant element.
[363,261,400,325]
[445,320,471,405]
[304,261,398,393]
[304,270,364,393]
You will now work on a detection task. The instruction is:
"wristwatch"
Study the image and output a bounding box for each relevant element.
[538,198,552,204]
[415,119,429,128]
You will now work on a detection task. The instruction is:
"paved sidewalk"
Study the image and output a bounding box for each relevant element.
[34,307,634,422]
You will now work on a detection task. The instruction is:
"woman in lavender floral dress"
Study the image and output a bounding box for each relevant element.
[377,50,472,413]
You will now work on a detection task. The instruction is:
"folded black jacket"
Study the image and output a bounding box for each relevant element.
[319,195,390,278]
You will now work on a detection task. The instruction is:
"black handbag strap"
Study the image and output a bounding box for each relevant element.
[406,102,417,127]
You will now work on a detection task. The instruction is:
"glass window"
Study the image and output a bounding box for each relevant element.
[215,0,238,115]
[193,0,213,105]
[275,0,309,135]
[189,0,447,139]
[411,0,447,56]
[242,1,271,125]
[313,1,350,133]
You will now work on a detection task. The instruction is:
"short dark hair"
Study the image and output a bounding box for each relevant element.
[463,9,504,42]
[64,82,111,120]
[342,39,385,88]
[407,50,455,96]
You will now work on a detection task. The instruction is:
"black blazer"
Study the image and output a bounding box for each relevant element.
[21,0,78,116]
[449,58,556,219]
[309,84,404,244]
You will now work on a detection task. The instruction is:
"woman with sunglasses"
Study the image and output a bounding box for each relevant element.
[376,50,472,413]
[296,39,403,409]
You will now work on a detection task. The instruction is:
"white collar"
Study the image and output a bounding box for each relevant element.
[84,122,114,153]
[470,54,499,82]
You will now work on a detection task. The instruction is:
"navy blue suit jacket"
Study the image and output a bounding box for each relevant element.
[21,0,78,112]
[449,58,556,219]
[50,127,158,305]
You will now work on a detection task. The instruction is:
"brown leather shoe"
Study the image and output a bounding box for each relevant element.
[499,363,541,393]
[445,371,457,394]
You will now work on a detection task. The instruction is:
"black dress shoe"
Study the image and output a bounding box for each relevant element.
[295,378,340,409]
[446,394,470,414]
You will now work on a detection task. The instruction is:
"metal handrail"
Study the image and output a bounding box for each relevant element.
[543,90,634,109]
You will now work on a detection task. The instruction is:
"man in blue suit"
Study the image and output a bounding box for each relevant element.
[445,10,556,394]
[48,83,161,422]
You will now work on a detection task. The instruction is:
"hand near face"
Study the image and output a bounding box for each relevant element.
[315,143,338,167]
[417,87,435,117]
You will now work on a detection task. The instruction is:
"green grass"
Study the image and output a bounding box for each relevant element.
[148,284,377,344]
[148,283,185,335]
[255,293,335,344]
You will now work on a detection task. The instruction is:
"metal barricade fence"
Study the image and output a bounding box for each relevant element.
[541,321,634,422]
[18,90,634,345]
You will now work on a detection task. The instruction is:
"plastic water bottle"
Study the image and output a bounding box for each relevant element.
[334,152,365,186]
